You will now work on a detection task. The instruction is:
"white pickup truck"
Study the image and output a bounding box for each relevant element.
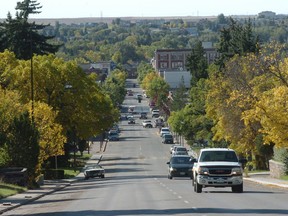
[192,148,247,193]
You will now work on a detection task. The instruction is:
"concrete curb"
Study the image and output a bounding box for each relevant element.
[0,182,71,214]
[0,154,103,214]
[243,177,288,188]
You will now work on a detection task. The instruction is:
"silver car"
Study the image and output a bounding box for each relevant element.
[84,164,105,180]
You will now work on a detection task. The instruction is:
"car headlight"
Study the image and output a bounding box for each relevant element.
[198,167,209,175]
[231,167,242,176]
[170,167,176,171]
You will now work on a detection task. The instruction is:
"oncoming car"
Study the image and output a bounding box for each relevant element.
[167,155,196,179]
[107,130,119,141]
[84,164,105,180]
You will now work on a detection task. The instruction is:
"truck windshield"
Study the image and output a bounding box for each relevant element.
[200,151,238,162]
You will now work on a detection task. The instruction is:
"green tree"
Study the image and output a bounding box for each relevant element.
[7,111,40,187]
[170,77,187,111]
[216,18,259,68]
[0,0,60,60]
[147,75,170,115]
[186,40,208,86]
[137,61,154,84]
[102,69,127,107]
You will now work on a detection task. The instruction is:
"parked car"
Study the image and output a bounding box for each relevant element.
[172,151,189,156]
[143,93,149,98]
[153,118,165,128]
[128,118,136,124]
[167,155,196,179]
[125,114,134,120]
[83,164,105,180]
[107,130,119,141]
[170,144,181,154]
[160,127,170,137]
[149,101,156,108]
[171,146,188,155]
[136,94,143,99]
[127,90,133,96]
[128,105,136,113]
[162,133,174,144]
[142,120,153,128]
[139,112,147,119]
[151,109,159,118]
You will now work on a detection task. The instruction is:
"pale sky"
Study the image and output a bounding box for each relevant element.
[0,0,287,19]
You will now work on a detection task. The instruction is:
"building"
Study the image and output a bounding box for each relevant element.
[151,46,219,88]
[258,11,276,19]
[79,61,116,82]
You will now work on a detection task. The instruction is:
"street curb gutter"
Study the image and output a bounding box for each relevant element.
[0,154,104,215]
[244,176,288,188]
[0,182,71,214]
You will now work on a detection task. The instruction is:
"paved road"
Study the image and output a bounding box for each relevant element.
[2,79,288,216]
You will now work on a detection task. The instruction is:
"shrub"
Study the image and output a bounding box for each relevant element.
[273,147,288,174]
[273,147,288,162]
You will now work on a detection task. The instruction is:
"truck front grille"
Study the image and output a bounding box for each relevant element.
[208,167,232,175]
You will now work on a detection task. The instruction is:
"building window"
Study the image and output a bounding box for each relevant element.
[171,61,183,69]
[171,53,183,61]
[159,62,168,68]
[159,54,168,61]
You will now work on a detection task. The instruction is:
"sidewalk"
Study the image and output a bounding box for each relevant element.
[244,172,288,188]
[1,157,288,214]
[0,151,103,215]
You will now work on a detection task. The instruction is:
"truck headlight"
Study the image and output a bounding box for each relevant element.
[198,167,209,175]
[231,167,242,176]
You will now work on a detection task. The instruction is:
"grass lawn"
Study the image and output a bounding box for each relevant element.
[0,182,27,199]
[0,152,92,199]
[61,152,92,179]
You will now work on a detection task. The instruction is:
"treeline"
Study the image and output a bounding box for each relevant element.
[41,12,288,65]
[0,0,126,187]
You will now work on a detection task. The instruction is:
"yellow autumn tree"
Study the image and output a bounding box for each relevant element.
[28,101,66,174]
[206,54,264,155]
[0,88,24,166]
[243,54,288,149]
[244,86,288,148]
[3,54,117,140]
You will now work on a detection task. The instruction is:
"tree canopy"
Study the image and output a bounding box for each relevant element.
[0,0,61,60]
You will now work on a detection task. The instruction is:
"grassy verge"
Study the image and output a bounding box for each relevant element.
[0,182,27,199]
[247,169,269,173]
[281,175,288,180]
[0,152,92,199]
[62,152,92,178]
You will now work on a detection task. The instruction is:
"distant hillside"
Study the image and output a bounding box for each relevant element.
[1,15,255,26]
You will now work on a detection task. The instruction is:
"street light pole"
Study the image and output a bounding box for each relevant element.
[30,27,34,123]
[30,54,34,122]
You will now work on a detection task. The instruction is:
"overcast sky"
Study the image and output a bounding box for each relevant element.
[1,0,287,18]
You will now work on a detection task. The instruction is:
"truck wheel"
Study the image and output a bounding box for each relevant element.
[168,174,172,179]
[232,183,243,193]
[148,125,152,128]
[194,181,202,193]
